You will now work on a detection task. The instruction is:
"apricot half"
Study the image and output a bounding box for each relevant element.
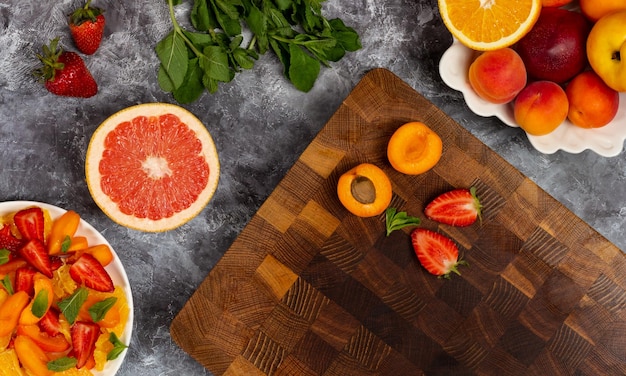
[337,163,392,217]
[387,122,442,175]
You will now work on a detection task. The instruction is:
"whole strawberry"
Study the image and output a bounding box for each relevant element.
[34,38,98,98]
[69,0,105,55]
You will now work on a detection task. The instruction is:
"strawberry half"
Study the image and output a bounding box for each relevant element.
[17,239,53,278]
[69,253,114,292]
[14,266,38,296]
[39,308,64,337]
[0,225,23,252]
[13,207,45,242]
[71,321,100,369]
[411,228,467,278]
[69,0,105,55]
[424,187,482,227]
[34,37,98,98]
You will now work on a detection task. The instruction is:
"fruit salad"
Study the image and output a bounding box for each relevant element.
[0,205,130,375]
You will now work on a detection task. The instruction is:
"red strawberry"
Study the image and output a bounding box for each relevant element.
[40,308,64,337]
[34,37,98,98]
[13,207,45,242]
[69,0,105,55]
[411,228,467,278]
[14,266,38,296]
[0,225,23,252]
[69,253,114,292]
[71,321,100,369]
[424,187,482,227]
[17,239,53,278]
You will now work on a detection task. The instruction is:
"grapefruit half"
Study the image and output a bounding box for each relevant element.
[85,103,220,232]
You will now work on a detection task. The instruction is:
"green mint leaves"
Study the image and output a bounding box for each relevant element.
[31,289,49,318]
[385,207,421,236]
[58,287,88,324]
[0,249,9,265]
[48,357,78,372]
[157,0,361,102]
[89,297,117,323]
[107,332,129,361]
[1,274,13,295]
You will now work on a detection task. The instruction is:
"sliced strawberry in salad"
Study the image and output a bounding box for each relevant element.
[39,308,64,337]
[71,321,100,369]
[0,225,23,252]
[69,253,114,292]
[17,239,53,278]
[13,207,46,242]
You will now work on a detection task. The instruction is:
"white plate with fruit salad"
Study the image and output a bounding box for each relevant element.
[439,39,626,157]
[0,201,133,375]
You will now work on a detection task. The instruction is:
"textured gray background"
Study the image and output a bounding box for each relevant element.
[1,0,624,375]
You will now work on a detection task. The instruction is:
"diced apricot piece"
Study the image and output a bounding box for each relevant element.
[19,274,54,325]
[0,290,30,337]
[14,335,52,376]
[17,324,71,352]
[47,210,80,255]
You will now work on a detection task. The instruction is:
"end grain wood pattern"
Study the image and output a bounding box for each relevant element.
[170,68,626,375]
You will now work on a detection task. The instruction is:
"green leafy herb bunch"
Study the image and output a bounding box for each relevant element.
[156,0,362,103]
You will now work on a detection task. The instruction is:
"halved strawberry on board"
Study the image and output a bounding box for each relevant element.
[17,239,53,278]
[424,187,482,227]
[71,321,100,369]
[13,207,45,242]
[69,253,114,292]
[411,228,468,279]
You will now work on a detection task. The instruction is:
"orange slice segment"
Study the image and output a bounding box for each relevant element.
[438,0,542,51]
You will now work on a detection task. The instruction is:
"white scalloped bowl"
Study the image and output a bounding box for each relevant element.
[0,201,133,376]
[439,39,626,157]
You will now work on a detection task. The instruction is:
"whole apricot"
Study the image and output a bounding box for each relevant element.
[387,122,442,175]
[468,48,527,104]
[566,71,619,129]
[337,163,392,218]
[514,81,569,136]
[580,0,626,22]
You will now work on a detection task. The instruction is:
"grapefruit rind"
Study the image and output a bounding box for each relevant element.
[437,0,542,51]
[85,103,220,232]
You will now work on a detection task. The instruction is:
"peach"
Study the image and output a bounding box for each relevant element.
[468,48,527,104]
[514,81,569,136]
[566,71,619,128]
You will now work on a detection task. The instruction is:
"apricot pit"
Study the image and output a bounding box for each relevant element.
[337,163,392,217]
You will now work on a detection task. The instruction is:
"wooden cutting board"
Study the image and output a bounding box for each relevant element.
[170,68,626,375]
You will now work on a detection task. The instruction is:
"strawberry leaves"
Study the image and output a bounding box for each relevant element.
[157,0,360,102]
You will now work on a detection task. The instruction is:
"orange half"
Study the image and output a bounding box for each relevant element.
[438,0,542,51]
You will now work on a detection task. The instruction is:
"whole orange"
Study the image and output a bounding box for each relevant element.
[579,0,626,22]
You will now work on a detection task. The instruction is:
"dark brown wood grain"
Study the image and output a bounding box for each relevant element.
[170,68,626,375]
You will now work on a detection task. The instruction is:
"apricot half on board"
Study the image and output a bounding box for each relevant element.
[387,122,442,175]
[337,163,392,217]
